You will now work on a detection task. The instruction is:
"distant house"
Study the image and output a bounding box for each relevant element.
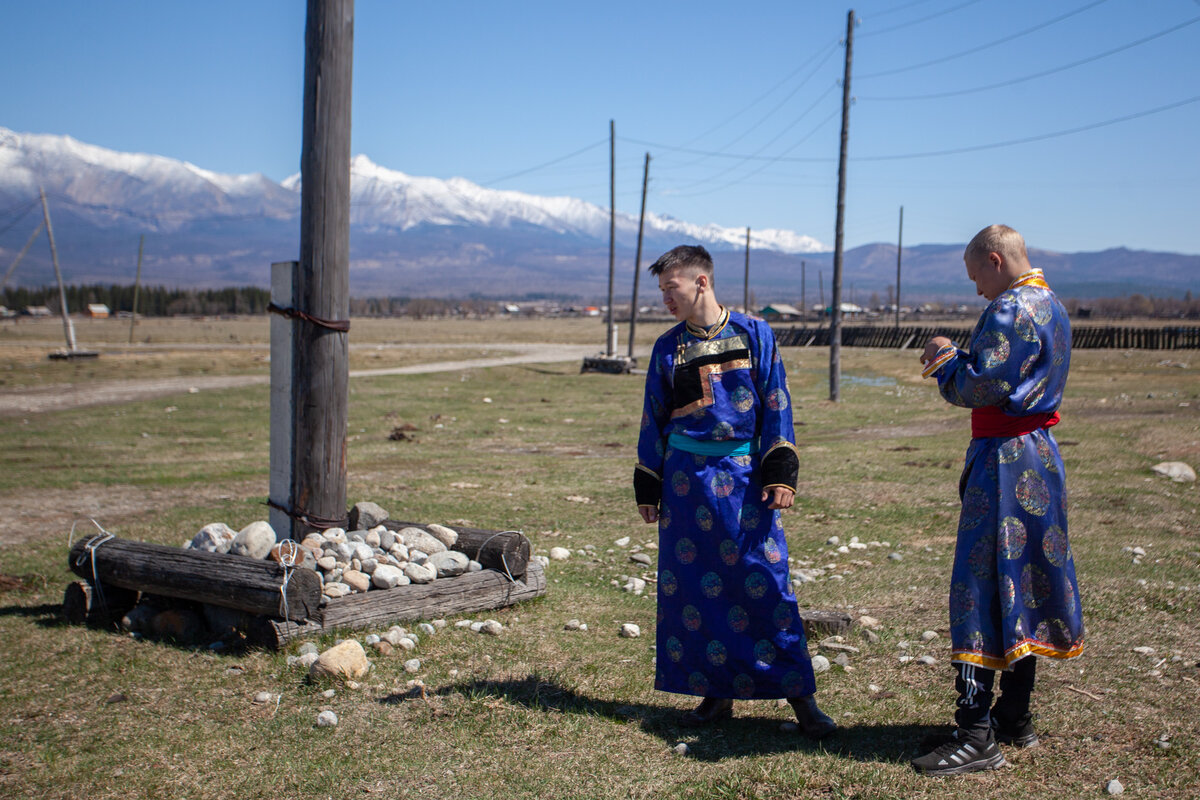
[23,305,52,317]
[759,303,802,321]
[85,303,111,318]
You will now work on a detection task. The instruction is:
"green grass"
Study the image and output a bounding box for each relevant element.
[1,328,1198,799]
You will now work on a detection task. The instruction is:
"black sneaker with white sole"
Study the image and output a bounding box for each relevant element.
[911,731,1006,776]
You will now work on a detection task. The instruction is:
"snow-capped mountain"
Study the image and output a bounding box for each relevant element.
[0,126,1193,299]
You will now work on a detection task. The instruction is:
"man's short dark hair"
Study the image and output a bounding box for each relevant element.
[648,245,714,278]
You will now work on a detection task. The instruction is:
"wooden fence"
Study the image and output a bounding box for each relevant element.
[773,325,1200,350]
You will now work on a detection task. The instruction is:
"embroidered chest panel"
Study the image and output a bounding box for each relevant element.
[671,333,753,418]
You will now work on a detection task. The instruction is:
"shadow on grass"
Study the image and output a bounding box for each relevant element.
[380,672,940,765]
[0,602,63,624]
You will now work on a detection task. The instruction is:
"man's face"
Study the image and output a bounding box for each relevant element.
[658,267,703,321]
[964,253,1007,301]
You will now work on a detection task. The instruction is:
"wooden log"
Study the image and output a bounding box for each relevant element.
[385,521,530,579]
[250,559,548,649]
[62,579,138,627]
[67,536,322,623]
[798,609,852,638]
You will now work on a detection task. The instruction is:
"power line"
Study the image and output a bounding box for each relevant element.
[859,0,986,38]
[0,199,40,238]
[479,137,607,186]
[619,136,834,163]
[860,14,1200,100]
[857,0,1111,79]
[855,93,1200,160]
[870,0,945,20]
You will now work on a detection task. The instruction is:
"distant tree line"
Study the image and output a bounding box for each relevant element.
[2,284,270,316]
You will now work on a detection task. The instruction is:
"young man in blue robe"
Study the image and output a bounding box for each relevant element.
[633,244,835,737]
[913,225,1084,775]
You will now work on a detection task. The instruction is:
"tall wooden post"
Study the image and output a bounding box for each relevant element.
[743,227,751,314]
[1,222,43,289]
[895,205,903,329]
[286,0,354,540]
[829,9,854,402]
[129,234,144,344]
[628,152,650,361]
[605,120,616,356]
[39,187,76,352]
[801,260,807,322]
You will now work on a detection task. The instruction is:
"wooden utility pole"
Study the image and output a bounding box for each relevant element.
[829,9,855,402]
[895,205,903,329]
[605,119,616,357]
[39,187,76,352]
[819,268,825,311]
[800,260,807,322]
[276,0,354,541]
[129,234,144,344]
[743,227,751,314]
[628,152,650,362]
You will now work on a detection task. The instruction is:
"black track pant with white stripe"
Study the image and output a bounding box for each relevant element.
[954,658,1037,731]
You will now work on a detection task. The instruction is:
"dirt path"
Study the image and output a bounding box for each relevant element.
[0,343,601,416]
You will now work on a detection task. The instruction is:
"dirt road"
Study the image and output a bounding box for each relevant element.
[0,343,602,416]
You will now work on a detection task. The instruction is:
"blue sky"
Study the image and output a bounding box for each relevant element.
[3,0,1199,255]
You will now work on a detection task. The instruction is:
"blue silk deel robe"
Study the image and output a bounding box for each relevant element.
[926,270,1084,670]
[635,309,817,699]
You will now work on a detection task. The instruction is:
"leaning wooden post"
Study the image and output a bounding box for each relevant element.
[829,9,854,402]
[627,151,649,362]
[288,0,354,540]
[743,227,751,314]
[39,187,76,352]
[270,260,299,538]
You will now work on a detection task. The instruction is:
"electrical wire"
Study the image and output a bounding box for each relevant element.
[620,136,834,164]
[859,0,986,39]
[857,0,1111,79]
[859,14,1200,100]
[480,138,608,186]
[855,93,1200,160]
[0,199,39,238]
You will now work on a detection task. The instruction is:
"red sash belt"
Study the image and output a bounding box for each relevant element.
[971,406,1060,438]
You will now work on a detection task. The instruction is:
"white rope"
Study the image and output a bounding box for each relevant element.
[474,530,522,584]
[73,519,115,612]
[276,539,299,621]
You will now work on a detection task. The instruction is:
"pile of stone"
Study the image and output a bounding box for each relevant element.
[182,502,482,602]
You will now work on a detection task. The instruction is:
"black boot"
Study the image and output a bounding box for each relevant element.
[680,697,733,728]
[788,695,837,740]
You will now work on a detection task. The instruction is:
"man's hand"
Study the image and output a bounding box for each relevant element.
[638,506,659,524]
[922,335,953,365]
[762,486,795,510]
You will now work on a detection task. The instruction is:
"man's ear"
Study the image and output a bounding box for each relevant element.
[988,251,1004,271]
[696,273,710,291]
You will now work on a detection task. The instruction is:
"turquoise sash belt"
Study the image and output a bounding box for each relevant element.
[668,432,759,457]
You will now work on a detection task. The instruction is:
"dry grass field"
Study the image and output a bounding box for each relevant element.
[0,315,1197,799]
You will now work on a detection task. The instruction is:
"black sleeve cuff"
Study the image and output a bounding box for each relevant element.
[634,466,662,507]
[760,445,799,492]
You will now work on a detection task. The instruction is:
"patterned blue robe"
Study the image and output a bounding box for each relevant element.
[636,309,816,699]
[927,271,1084,670]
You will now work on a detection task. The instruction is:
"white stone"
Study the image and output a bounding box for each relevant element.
[532,555,550,568]
[398,527,448,555]
[404,659,421,673]
[316,710,338,727]
[811,655,831,673]
[322,584,347,599]
[188,522,237,553]
[316,555,337,571]
[615,536,630,547]
[428,550,470,578]
[364,530,381,548]
[672,742,689,755]
[309,640,370,681]
[1132,646,1155,656]
[857,615,881,629]
[351,542,374,563]
[624,577,647,595]
[359,558,378,575]
[480,620,504,636]
[549,547,571,561]
[826,536,840,546]
[230,521,276,559]
[396,637,416,651]
[920,630,939,642]
[404,562,437,584]
[837,545,850,554]
[916,655,937,666]
[1106,779,1124,795]
[253,691,272,704]
[455,619,474,628]
[848,542,868,550]
[564,619,583,631]
[323,528,347,544]
[1151,461,1196,483]
[620,623,641,638]
[426,523,459,548]
[418,622,436,636]
[372,564,407,589]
